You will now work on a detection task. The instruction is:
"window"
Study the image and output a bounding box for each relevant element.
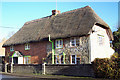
[10,46,14,51]
[76,55,81,64]
[71,55,76,64]
[55,39,63,49]
[70,55,81,64]
[76,38,80,46]
[55,54,64,64]
[55,55,59,64]
[25,43,30,50]
[24,57,31,64]
[70,37,80,47]
[98,36,104,45]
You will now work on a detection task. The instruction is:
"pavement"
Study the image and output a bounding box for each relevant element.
[0,72,95,80]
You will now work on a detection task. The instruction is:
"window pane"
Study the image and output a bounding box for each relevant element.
[72,44,75,46]
[72,55,75,64]
[98,36,103,45]
[70,38,76,47]
[72,41,74,43]
[56,39,63,48]
[76,39,79,46]
[28,44,30,48]
[10,46,14,51]
[76,58,80,64]
[60,40,61,45]
[28,57,31,64]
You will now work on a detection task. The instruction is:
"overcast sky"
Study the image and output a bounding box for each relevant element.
[0,1,119,42]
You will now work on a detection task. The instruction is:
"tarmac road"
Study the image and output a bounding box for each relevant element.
[0,73,98,80]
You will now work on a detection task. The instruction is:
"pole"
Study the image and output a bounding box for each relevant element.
[63,52,65,64]
[56,0,57,10]
[49,35,55,64]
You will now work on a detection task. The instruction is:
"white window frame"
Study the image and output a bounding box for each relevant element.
[71,55,76,64]
[70,38,76,47]
[10,46,14,51]
[55,55,59,64]
[24,57,31,64]
[55,39,63,49]
[25,43,30,50]
[55,55,64,64]
[98,36,104,45]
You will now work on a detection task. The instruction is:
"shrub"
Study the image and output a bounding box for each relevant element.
[92,58,109,78]
[93,53,120,79]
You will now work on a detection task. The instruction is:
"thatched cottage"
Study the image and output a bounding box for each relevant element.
[3,6,114,64]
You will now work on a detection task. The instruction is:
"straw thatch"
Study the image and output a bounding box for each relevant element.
[3,6,113,47]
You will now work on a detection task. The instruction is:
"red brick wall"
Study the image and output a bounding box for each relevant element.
[5,41,48,64]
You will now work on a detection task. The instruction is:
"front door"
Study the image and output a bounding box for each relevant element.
[13,57,18,64]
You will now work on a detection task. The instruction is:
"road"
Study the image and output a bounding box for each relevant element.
[0,74,96,80]
[0,74,62,80]
[0,74,32,80]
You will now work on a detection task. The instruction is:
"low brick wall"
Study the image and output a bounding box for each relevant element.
[0,64,5,72]
[0,64,2,72]
[13,64,42,74]
[8,64,94,77]
[45,64,94,77]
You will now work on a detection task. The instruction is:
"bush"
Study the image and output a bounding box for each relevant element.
[92,58,109,78]
[92,53,120,79]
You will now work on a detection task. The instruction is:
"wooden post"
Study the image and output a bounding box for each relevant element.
[5,63,8,73]
[42,63,46,75]
[11,63,13,73]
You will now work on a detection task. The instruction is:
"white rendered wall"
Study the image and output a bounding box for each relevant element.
[18,57,23,64]
[90,25,114,62]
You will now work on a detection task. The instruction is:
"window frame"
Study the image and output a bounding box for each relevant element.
[55,39,63,49]
[98,35,104,45]
[55,54,64,64]
[25,43,30,50]
[70,37,80,47]
[10,46,14,52]
[71,55,76,64]
[55,55,59,64]
[24,56,31,64]
[70,37,76,47]
[70,55,81,64]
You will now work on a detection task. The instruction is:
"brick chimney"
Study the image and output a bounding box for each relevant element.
[52,10,60,15]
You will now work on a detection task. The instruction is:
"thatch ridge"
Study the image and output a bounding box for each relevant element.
[3,6,113,47]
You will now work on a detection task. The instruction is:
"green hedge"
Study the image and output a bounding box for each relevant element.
[92,53,120,79]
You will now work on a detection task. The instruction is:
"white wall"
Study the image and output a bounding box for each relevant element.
[18,57,23,64]
[90,25,114,62]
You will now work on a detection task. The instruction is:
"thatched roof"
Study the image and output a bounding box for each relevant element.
[3,6,113,47]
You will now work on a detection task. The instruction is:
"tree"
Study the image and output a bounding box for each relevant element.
[112,27,120,53]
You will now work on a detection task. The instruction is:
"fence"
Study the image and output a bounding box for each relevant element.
[0,64,5,72]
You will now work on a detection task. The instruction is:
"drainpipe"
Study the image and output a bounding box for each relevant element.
[49,35,55,64]
[63,52,65,64]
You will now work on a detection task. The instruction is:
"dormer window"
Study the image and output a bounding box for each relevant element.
[25,43,30,50]
[10,46,14,51]
[55,39,63,49]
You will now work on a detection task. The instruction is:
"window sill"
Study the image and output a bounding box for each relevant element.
[10,50,14,52]
[69,46,78,48]
[25,49,30,50]
[56,47,63,49]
